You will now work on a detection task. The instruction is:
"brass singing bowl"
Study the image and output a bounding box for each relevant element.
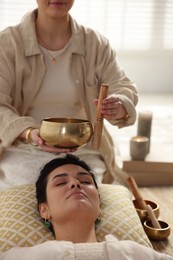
[133,199,160,223]
[143,220,171,240]
[39,118,93,148]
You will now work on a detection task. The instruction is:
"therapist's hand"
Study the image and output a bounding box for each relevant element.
[93,95,127,120]
[24,128,77,153]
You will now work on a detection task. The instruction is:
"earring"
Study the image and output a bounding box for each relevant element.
[45,219,51,229]
[95,211,102,225]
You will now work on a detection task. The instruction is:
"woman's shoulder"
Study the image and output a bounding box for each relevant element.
[0,10,39,58]
[70,16,109,46]
[0,10,35,47]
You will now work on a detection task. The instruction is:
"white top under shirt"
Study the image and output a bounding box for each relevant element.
[28,39,86,122]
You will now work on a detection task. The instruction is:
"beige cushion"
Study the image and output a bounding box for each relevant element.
[0,184,151,252]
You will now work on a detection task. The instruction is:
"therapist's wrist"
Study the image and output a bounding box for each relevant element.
[18,127,37,145]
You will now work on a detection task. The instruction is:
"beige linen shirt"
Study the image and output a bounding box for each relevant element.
[0,10,138,180]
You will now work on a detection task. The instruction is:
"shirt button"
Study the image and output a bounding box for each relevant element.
[75,79,79,84]
[64,250,70,256]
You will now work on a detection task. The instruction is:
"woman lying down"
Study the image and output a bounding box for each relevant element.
[1,155,172,260]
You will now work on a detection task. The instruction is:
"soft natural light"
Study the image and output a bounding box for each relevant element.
[0,1,36,28]
[0,0,172,50]
[71,1,154,50]
[164,1,173,49]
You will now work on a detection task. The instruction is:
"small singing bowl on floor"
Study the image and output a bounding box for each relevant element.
[133,199,159,223]
[39,118,93,148]
[144,220,171,240]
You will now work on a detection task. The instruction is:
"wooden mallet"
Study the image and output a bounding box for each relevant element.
[92,84,109,150]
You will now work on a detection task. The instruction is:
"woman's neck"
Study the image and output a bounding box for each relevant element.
[35,13,71,51]
[54,222,98,243]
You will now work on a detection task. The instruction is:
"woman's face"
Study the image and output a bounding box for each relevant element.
[39,164,100,225]
[36,0,75,19]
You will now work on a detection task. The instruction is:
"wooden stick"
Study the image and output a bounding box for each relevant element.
[127,176,147,210]
[146,204,161,229]
[92,84,109,149]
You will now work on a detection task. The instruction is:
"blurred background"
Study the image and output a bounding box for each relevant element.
[0,0,172,95]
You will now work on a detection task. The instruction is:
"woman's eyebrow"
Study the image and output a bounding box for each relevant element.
[52,173,68,181]
[77,172,91,176]
[51,171,91,181]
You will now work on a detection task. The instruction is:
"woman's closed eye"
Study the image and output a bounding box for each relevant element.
[55,182,66,186]
[54,178,67,186]
[78,176,93,185]
[56,179,91,185]
[80,180,92,184]
[52,174,94,186]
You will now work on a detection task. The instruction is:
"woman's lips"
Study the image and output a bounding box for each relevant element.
[67,191,86,199]
[49,1,66,5]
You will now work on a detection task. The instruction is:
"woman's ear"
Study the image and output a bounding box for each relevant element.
[39,203,50,219]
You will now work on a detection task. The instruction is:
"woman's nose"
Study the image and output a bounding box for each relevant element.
[70,179,81,189]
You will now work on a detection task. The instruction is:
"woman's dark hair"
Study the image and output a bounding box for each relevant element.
[36,154,98,207]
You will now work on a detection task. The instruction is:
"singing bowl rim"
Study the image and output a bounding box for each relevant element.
[133,199,159,212]
[41,117,92,124]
